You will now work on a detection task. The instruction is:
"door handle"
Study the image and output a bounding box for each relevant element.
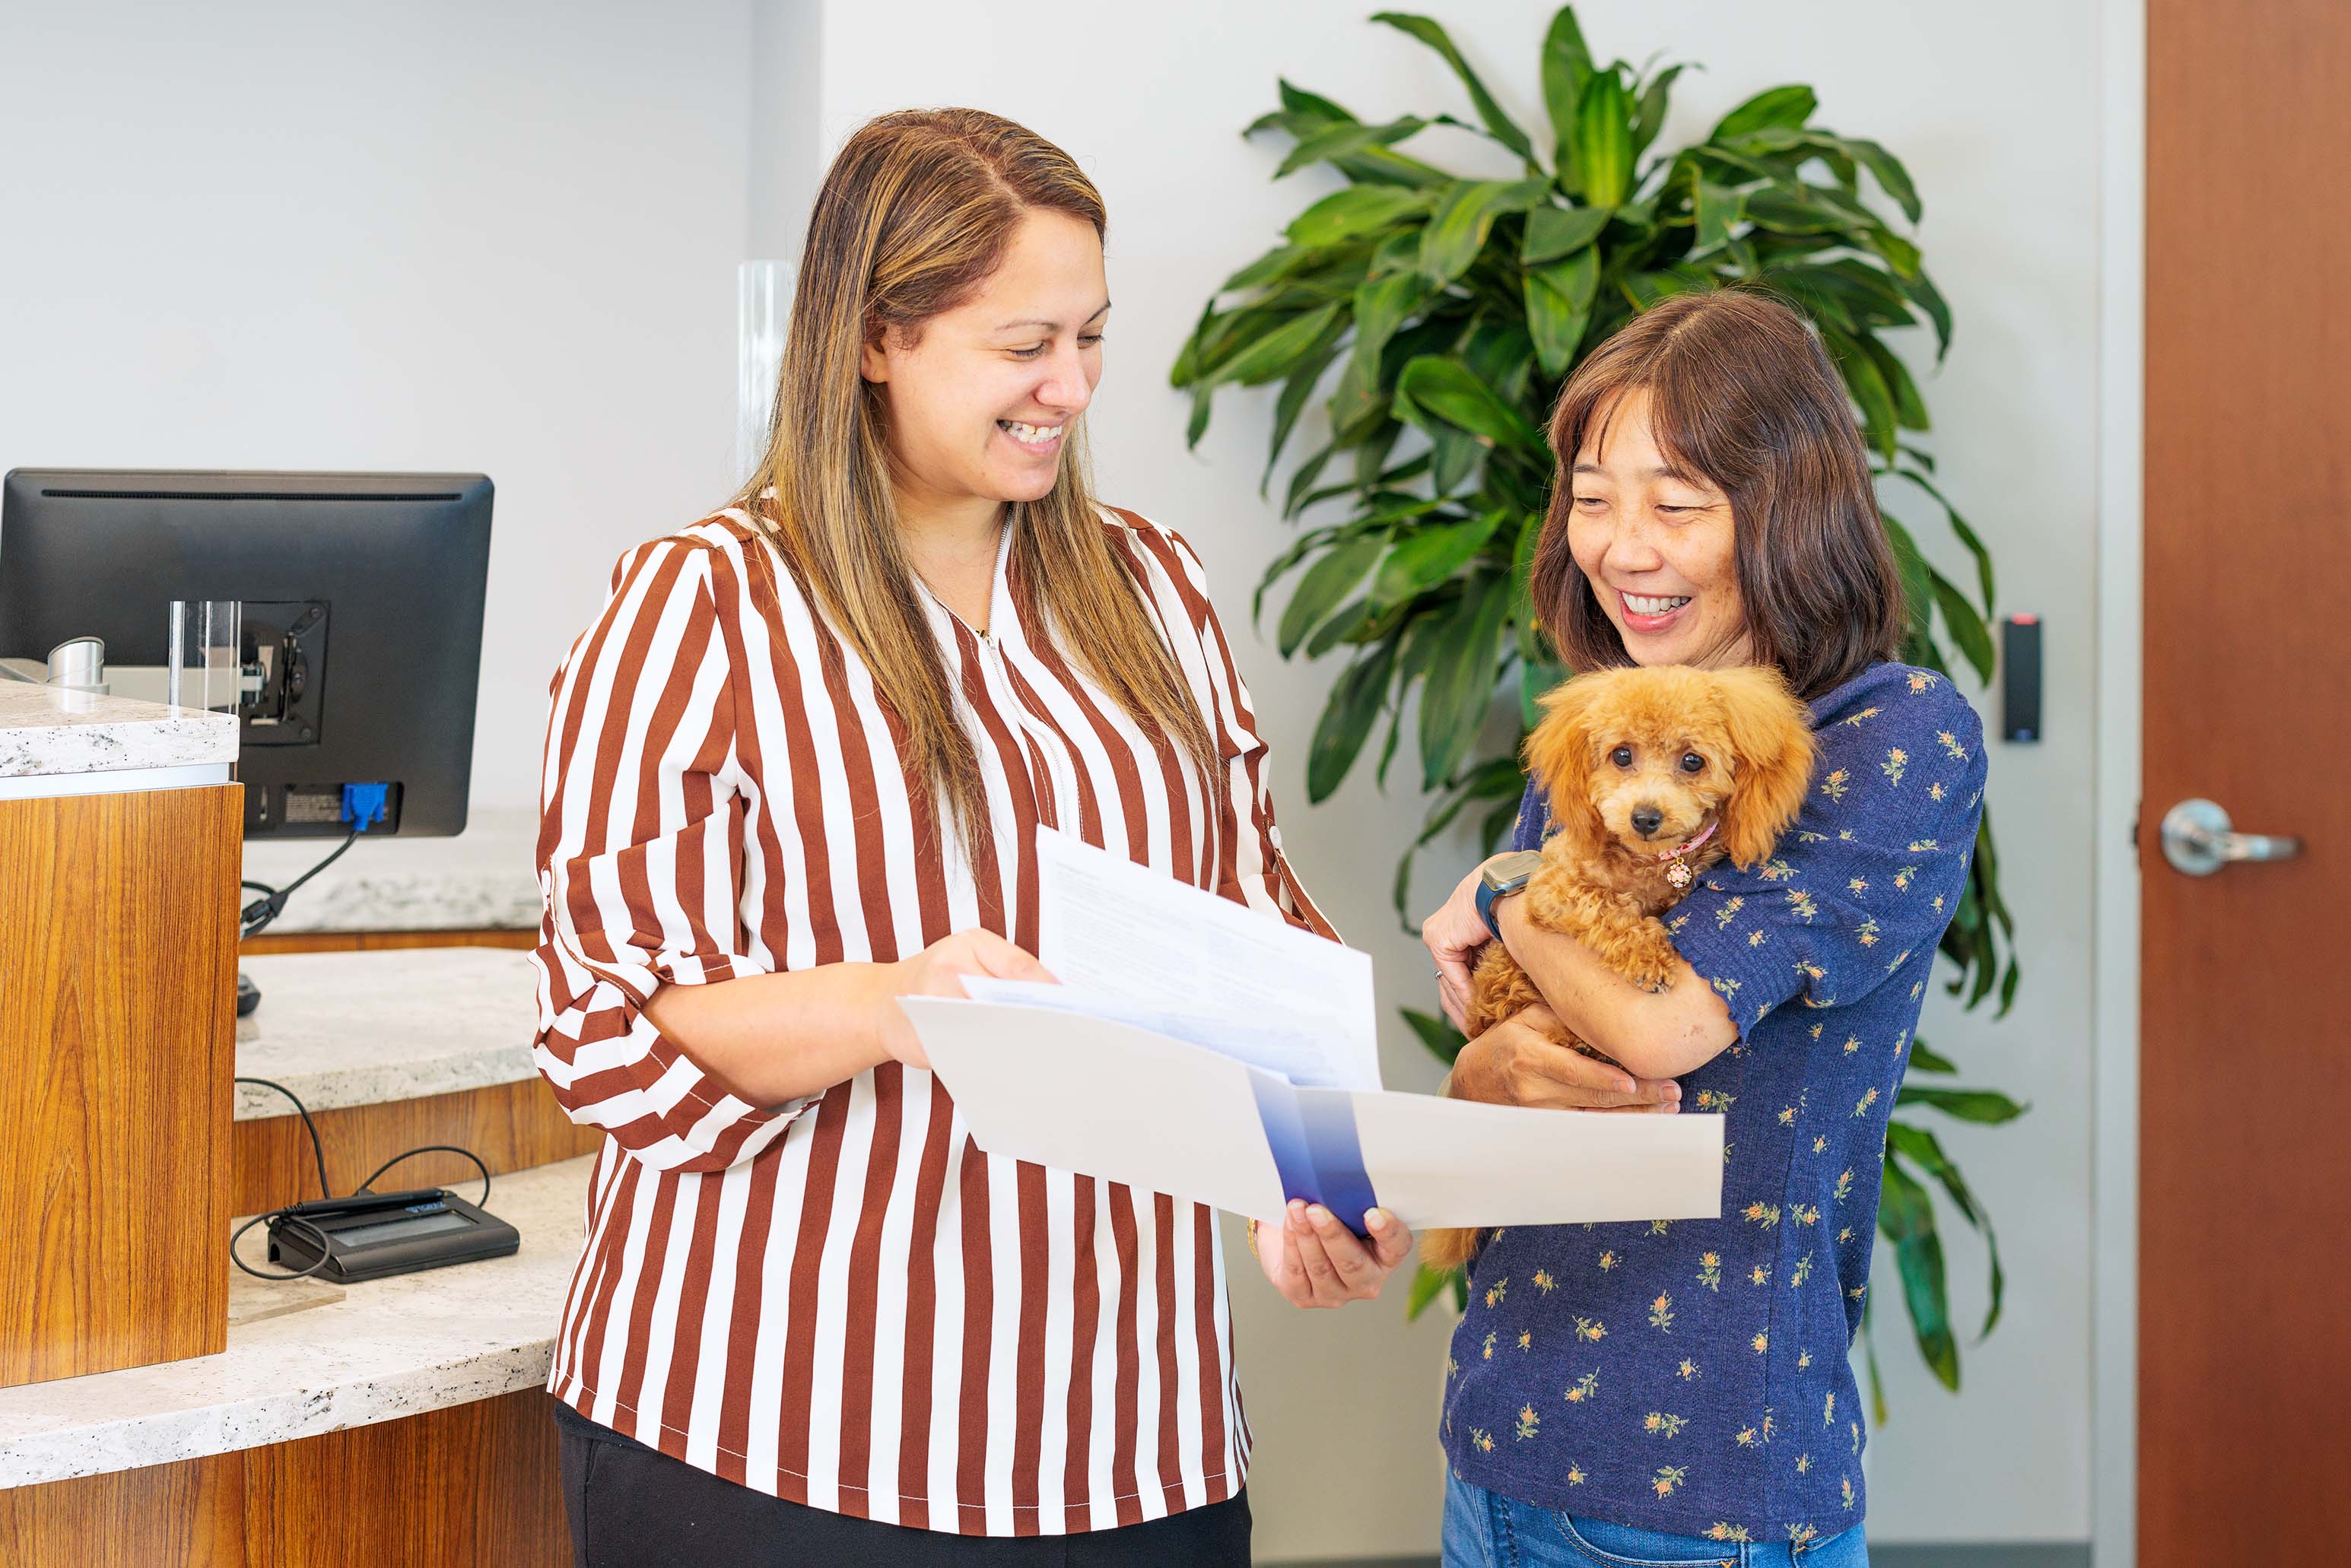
[2159,798,2303,877]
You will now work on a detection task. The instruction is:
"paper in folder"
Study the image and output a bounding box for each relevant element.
[899,829,1722,1233]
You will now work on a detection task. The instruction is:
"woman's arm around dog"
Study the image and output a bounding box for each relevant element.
[1424,861,1736,1093]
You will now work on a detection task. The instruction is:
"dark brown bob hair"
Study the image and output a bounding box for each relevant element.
[1528,287,1905,702]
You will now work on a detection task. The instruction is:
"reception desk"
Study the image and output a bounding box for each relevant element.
[0,687,587,1563]
[1,944,593,1564]
[0,683,240,1390]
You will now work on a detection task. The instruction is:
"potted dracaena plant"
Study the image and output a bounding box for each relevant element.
[1170,4,2024,1416]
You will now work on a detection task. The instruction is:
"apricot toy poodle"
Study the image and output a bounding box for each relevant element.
[1422,663,1817,1272]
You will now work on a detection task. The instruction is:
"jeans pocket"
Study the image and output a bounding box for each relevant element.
[1548,1511,1738,1568]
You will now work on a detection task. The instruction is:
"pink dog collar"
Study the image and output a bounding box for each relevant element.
[1658,819,1717,887]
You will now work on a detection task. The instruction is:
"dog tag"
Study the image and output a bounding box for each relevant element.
[1666,862,1691,889]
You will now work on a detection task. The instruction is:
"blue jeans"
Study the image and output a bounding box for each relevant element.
[1442,1473,1867,1567]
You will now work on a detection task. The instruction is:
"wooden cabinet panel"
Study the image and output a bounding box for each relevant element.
[0,1389,569,1566]
[0,786,240,1387]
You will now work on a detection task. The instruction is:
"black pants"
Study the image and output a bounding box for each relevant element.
[553,1398,1252,1567]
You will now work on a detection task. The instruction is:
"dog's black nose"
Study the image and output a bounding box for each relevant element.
[1631,804,1664,837]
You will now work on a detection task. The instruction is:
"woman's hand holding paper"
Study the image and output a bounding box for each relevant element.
[1252,1199,1414,1309]
[877,928,1058,1069]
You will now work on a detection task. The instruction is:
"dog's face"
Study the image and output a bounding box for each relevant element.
[1523,665,1817,870]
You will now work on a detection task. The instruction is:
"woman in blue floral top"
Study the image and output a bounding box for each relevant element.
[1420,290,1984,1566]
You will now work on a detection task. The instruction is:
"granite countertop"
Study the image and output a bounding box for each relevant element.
[0,1154,593,1488]
[240,805,542,933]
[234,947,542,1119]
[0,681,237,779]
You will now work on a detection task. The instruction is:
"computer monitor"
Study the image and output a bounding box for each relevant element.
[0,469,491,838]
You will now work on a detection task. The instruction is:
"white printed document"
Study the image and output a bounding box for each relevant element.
[901,831,1723,1232]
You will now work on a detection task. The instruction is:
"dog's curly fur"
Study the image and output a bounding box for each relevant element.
[1423,664,1818,1273]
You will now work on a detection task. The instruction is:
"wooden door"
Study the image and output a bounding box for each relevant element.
[2141,2,2351,1559]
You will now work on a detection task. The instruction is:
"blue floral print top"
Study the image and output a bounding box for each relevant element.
[1438,662,1987,1548]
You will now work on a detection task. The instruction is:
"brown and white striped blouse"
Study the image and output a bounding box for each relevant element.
[529,503,1334,1536]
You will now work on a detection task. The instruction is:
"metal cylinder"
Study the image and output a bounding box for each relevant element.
[45,636,106,693]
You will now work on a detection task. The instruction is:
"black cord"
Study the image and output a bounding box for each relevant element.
[240,828,362,939]
[357,1145,491,1210]
[235,1076,332,1202]
[231,1211,340,1283]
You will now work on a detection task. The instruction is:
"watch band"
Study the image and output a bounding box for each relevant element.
[1475,850,1543,941]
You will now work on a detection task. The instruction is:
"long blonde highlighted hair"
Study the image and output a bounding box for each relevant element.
[736,107,1218,865]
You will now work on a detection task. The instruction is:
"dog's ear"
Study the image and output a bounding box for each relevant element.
[1713,665,1819,868]
[1522,673,1612,862]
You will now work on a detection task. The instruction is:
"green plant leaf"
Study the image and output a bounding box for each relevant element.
[1768,259,1915,333]
[1844,136,1922,224]
[1390,753,1525,925]
[1887,1120,2007,1338]
[1463,316,1536,405]
[1524,247,1599,374]
[1429,426,1484,494]
[1897,1085,2029,1124]
[1862,1301,1888,1425]
[1879,513,1936,642]
[1520,654,1567,728]
[1404,1259,1460,1320]
[1331,269,1435,430]
[1187,379,1214,449]
[1906,1037,1959,1074]
[1539,5,1596,177]
[1287,185,1438,249]
[1263,334,1349,492]
[1252,522,1345,624]
[1277,532,1385,655]
[1879,1152,1959,1389]
[1693,179,1743,252]
[1572,68,1634,208]
[1822,324,1900,460]
[1279,78,1358,125]
[1371,507,1507,608]
[1281,443,1336,519]
[1889,466,1994,611]
[1903,270,1953,363]
[1931,573,1996,684]
[1214,244,1312,297]
[1277,115,1430,179]
[1522,202,1611,265]
[1710,84,1817,142]
[1333,144,1457,189]
[1856,333,1929,429]
[1867,223,1924,281]
[1417,573,1510,788]
[1371,11,1539,167]
[1401,1005,1467,1065]
[1510,509,1550,659]
[1307,642,1398,801]
[1212,303,1344,388]
[1629,62,1688,160]
[1395,357,1547,457]
[1418,177,1552,284]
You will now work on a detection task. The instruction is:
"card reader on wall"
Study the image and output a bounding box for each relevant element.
[265,1187,519,1284]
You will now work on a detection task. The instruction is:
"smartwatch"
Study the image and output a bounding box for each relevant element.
[1474,849,1545,941]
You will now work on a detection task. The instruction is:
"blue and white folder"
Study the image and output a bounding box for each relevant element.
[898,830,1722,1234]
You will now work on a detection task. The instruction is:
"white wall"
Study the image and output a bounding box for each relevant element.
[0,1,2105,1555]
[0,0,755,816]
[809,0,2101,1557]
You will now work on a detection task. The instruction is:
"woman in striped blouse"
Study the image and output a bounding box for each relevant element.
[530,108,1413,1566]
